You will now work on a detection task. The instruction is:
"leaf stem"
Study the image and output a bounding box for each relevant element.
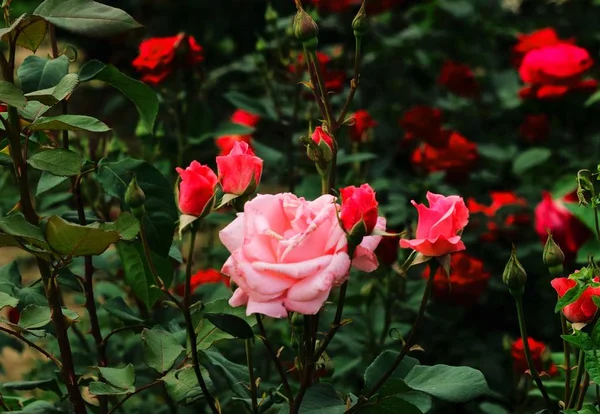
[246,338,258,414]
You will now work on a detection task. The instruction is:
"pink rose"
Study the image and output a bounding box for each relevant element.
[216,141,263,196]
[352,216,385,273]
[400,192,469,257]
[176,161,217,217]
[340,183,379,235]
[220,193,351,318]
[551,276,600,323]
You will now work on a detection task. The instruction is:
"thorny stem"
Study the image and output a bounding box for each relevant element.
[255,315,294,404]
[514,296,556,413]
[336,36,362,128]
[568,350,586,409]
[350,261,437,412]
[0,326,62,369]
[246,339,258,414]
[576,372,590,410]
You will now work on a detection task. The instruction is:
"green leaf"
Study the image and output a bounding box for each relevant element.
[200,350,249,398]
[512,148,552,175]
[18,304,51,329]
[298,384,346,414]
[224,91,275,120]
[565,202,597,236]
[555,283,586,313]
[18,100,51,122]
[28,148,82,176]
[561,332,594,351]
[29,115,110,132]
[379,380,432,413]
[0,291,18,310]
[0,14,48,53]
[103,297,144,323]
[141,328,184,373]
[163,365,213,404]
[116,240,173,308]
[1,378,61,396]
[404,365,490,403]
[25,73,79,105]
[89,364,136,396]
[0,262,47,307]
[586,90,600,107]
[99,212,140,241]
[0,213,47,249]
[36,171,69,196]
[34,0,142,38]
[337,152,378,166]
[45,215,120,256]
[79,60,158,133]
[251,140,284,165]
[195,299,258,350]
[203,313,254,340]
[17,55,69,94]
[96,158,178,255]
[0,81,26,109]
[364,351,419,389]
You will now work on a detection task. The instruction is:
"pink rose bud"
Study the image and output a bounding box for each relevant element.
[176,161,218,217]
[216,141,263,196]
[308,126,334,162]
[551,276,600,323]
[340,183,379,236]
[400,192,469,257]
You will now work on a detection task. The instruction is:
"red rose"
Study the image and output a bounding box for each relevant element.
[132,34,203,85]
[438,61,479,98]
[534,191,591,262]
[290,52,346,95]
[422,252,489,306]
[518,44,597,100]
[176,161,218,217]
[467,191,529,241]
[551,276,600,323]
[312,126,334,148]
[511,338,558,376]
[519,114,550,143]
[216,109,260,156]
[216,141,263,196]
[349,110,377,143]
[411,130,478,181]
[399,106,446,147]
[175,269,230,296]
[512,28,573,66]
[340,183,379,235]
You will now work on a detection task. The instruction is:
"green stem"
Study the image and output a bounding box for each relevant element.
[560,312,572,403]
[514,296,555,412]
[576,372,590,410]
[306,49,334,129]
[336,36,362,129]
[594,204,600,241]
[313,281,348,363]
[246,339,258,414]
[568,350,585,409]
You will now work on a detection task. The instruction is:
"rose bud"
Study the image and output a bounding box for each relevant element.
[551,276,600,323]
[340,184,379,238]
[502,246,527,296]
[125,176,146,208]
[352,2,367,38]
[176,161,218,217]
[293,2,319,49]
[400,192,469,257]
[216,141,263,196]
[308,126,334,163]
[543,231,565,276]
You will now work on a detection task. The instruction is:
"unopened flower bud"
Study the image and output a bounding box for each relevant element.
[293,3,319,47]
[352,2,368,38]
[125,176,146,209]
[543,231,565,276]
[503,246,527,297]
[310,126,334,162]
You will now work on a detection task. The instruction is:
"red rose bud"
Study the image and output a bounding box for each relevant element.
[511,338,557,376]
[551,276,600,323]
[308,126,334,163]
[340,183,379,237]
[216,141,263,196]
[176,161,218,217]
[175,268,230,296]
[349,110,377,143]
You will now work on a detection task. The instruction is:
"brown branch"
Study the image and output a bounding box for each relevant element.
[0,326,62,369]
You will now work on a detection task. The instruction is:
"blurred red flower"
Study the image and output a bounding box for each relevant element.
[216,109,261,156]
[349,110,377,143]
[512,28,573,66]
[519,114,550,143]
[422,252,490,306]
[467,191,529,241]
[399,106,446,147]
[534,191,591,262]
[411,130,478,181]
[175,269,230,297]
[511,338,558,376]
[438,61,479,98]
[133,34,203,85]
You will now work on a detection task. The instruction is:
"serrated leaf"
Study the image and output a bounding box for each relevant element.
[34,0,142,38]
[45,215,120,256]
[141,328,184,373]
[99,212,140,241]
[0,81,26,109]
[195,299,258,350]
[18,304,51,329]
[163,365,213,404]
[36,171,69,196]
[103,297,144,323]
[97,364,135,391]
[29,114,110,132]
[28,148,82,176]
[298,383,346,414]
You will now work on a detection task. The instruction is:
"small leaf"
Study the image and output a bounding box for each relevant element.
[18,304,51,329]
[195,299,258,350]
[103,297,144,323]
[99,212,140,241]
[364,351,419,390]
[98,364,136,391]
[30,114,110,132]
[203,313,254,339]
[0,81,26,109]
[163,365,213,404]
[34,0,142,38]
[1,378,61,396]
[25,73,79,105]
[223,91,276,120]
[45,215,120,256]
[299,383,346,414]
[28,148,82,176]
[141,328,184,373]
[555,283,586,313]
[36,171,69,196]
[0,291,18,310]
[512,148,552,175]
[178,214,199,238]
[18,55,69,94]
